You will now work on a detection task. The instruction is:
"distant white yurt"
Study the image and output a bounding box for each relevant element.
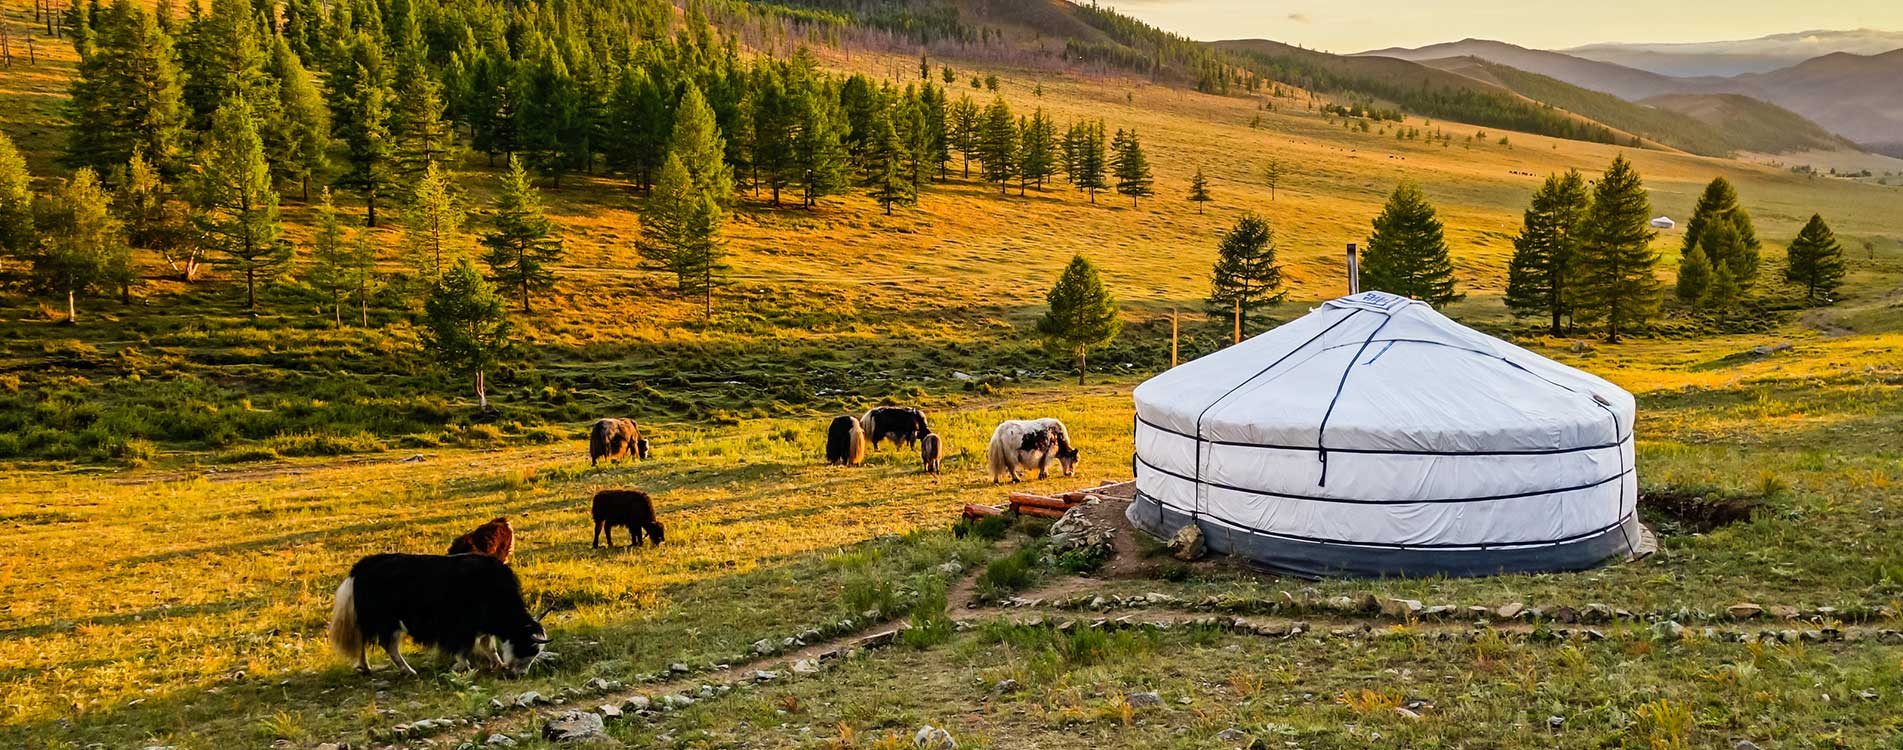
[1128,291,1642,577]
[1650,216,1676,229]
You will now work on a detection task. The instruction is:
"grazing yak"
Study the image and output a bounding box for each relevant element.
[920,433,943,474]
[588,418,649,466]
[328,553,548,675]
[859,406,931,450]
[447,517,516,564]
[826,415,867,466]
[986,418,1080,483]
[592,489,666,548]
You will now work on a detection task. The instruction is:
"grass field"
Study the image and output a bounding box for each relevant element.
[5,19,1903,749]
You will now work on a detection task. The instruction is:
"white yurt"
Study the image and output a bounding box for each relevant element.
[1128,291,1644,577]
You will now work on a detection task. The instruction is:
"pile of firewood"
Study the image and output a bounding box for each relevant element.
[962,481,1129,521]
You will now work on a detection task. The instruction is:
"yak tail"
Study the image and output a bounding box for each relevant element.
[847,422,868,466]
[858,411,876,443]
[329,577,364,660]
[986,429,1010,480]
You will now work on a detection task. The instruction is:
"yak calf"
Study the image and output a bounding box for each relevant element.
[592,489,665,548]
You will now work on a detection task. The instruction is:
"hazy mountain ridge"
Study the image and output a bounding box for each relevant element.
[1357,35,1903,154]
[1564,29,1903,76]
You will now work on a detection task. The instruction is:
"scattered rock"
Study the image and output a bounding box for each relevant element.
[936,561,964,576]
[1394,707,1421,720]
[598,704,622,719]
[914,725,957,750]
[316,744,341,750]
[792,659,820,675]
[1496,602,1525,619]
[668,662,690,674]
[620,695,650,712]
[751,639,776,656]
[1859,689,1879,701]
[1734,742,1761,750]
[1381,598,1423,617]
[1547,715,1564,730]
[992,678,1020,694]
[1126,691,1164,708]
[485,734,518,747]
[1168,525,1206,561]
[542,711,608,744]
[753,670,779,682]
[1769,605,1800,620]
[398,454,426,463]
[1726,603,1763,619]
[512,691,545,708]
[1216,728,1246,742]
[951,371,974,382]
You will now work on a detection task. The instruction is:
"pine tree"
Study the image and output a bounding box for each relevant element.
[388,45,455,180]
[0,132,33,273]
[335,62,397,226]
[422,255,513,409]
[1206,212,1285,335]
[1187,167,1212,214]
[265,36,329,200]
[1360,182,1460,307]
[480,156,563,314]
[864,114,915,215]
[1261,158,1282,200]
[32,168,131,322]
[749,62,796,204]
[1573,155,1661,342]
[308,188,350,325]
[1680,176,1761,288]
[606,63,672,192]
[1675,243,1712,304]
[177,0,267,130]
[401,162,465,286]
[978,96,1016,194]
[792,80,848,208]
[1111,128,1153,207]
[948,95,979,179]
[1017,108,1058,192]
[192,100,288,312]
[667,85,733,204]
[1065,120,1108,203]
[115,150,195,281]
[1691,220,1742,317]
[1704,253,1741,311]
[66,0,187,174]
[1784,213,1845,306]
[920,83,950,181]
[1035,254,1122,385]
[638,154,727,318]
[1504,170,1588,335]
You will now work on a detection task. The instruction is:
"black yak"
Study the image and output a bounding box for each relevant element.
[920,433,943,474]
[328,553,548,675]
[987,418,1080,483]
[859,406,931,450]
[592,489,666,548]
[826,414,867,466]
[589,418,647,466]
[447,517,516,564]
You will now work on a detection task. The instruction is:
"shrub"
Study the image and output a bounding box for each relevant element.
[976,545,1042,602]
[898,581,954,649]
[953,514,1009,541]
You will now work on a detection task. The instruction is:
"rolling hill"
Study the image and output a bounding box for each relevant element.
[1360,38,1682,100]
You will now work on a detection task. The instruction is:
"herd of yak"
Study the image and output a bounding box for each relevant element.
[326,407,1083,676]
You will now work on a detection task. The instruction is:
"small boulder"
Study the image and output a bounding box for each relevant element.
[485,734,519,747]
[1216,728,1246,742]
[1726,603,1763,619]
[792,659,820,675]
[1126,691,1164,708]
[1168,525,1206,561]
[914,725,957,750]
[542,711,608,744]
[620,695,650,713]
[1769,605,1800,620]
[992,678,1020,695]
[936,561,964,576]
[1496,602,1525,619]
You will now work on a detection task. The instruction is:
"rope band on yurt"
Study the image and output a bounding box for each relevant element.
[1312,313,1397,486]
[1137,414,1630,455]
[1136,453,1631,505]
[1187,310,1368,519]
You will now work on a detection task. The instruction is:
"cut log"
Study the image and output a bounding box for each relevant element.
[1008,492,1067,505]
[1012,506,1066,520]
[1008,494,1074,512]
[962,503,1004,520]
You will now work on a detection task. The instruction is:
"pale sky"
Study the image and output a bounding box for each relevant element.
[1099,0,1903,52]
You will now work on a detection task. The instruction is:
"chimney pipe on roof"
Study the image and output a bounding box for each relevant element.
[1346,243,1360,295]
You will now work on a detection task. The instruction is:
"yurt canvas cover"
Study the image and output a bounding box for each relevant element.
[1127,291,1642,577]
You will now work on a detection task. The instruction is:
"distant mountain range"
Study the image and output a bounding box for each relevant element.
[1563,29,1903,76]
[1357,36,1903,156]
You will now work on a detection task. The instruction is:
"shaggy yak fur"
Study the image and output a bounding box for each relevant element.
[920,433,943,474]
[589,418,649,466]
[825,414,868,466]
[859,406,931,450]
[447,517,516,564]
[328,553,548,675]
[986,418,1080,483]
[592,489,666,548]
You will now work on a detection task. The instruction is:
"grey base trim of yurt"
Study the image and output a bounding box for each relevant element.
[1126,491,1642,579]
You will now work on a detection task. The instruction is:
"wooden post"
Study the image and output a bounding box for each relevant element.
[1170,308,1179,368]
[1233,297,1241,344]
